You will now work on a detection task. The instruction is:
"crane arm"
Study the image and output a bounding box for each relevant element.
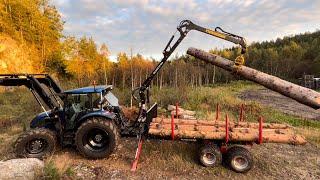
[133,20,247,107]
[129,20,247,171]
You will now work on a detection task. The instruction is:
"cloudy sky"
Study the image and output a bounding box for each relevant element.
[52,0,320,60]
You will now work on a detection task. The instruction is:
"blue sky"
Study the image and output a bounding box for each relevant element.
[52,0,320,60]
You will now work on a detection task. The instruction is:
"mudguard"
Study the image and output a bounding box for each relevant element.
[75,110,117,128]
[30,111,55,129]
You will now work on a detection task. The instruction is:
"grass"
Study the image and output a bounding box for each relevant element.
[42,161,61,180]
[37,159,75,179]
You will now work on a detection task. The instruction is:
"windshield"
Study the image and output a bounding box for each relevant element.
[104,92,119,107]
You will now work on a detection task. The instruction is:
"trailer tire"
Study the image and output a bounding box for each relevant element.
[75,117,119,159]
[199,144,222,167]
[14,128,57,159]
[226,146,253,173]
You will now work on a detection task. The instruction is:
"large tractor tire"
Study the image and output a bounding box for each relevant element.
[75,117,119,159]
[199,144,222,167]
[225,146,253,173]
[14,128,57,159]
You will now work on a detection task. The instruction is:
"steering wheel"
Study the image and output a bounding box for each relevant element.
[72,103,81,113]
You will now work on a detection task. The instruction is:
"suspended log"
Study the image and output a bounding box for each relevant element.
[148,129,306,145]
[151,118,290,129]
[186,47,320,109]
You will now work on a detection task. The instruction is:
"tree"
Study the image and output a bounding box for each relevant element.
[100,43,111,84]
[117,52,129,89]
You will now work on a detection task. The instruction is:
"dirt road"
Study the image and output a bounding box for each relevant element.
[240,88,320,120]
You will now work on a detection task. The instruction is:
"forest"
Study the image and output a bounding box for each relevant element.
[1,0,320,89]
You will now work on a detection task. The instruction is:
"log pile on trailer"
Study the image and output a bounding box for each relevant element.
[149,117,307,145]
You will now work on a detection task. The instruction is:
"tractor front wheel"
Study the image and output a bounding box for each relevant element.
[75,118,119,159]
[14,128,57,159]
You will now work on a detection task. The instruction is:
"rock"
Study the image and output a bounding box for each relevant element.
[0,158,44,180]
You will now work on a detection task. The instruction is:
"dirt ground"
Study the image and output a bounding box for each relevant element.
[239,88,320,120]
[51,138,320,180]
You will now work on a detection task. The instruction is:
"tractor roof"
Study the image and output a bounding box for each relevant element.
[64,85,113,94]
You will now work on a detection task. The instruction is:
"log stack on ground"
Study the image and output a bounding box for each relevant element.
[167,105,196,119]
[148,117,307,145]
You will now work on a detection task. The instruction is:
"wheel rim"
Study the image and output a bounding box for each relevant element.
[26,138,48,155]
[202,152,217,165]
[83,127,110,152]
[232,155,249,170]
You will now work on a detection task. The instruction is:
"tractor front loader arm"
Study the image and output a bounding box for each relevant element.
[0,74,63,111]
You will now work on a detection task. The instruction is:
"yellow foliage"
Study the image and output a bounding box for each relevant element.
[0,34,42,73]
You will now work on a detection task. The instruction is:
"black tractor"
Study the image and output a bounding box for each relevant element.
[0,74,156,158]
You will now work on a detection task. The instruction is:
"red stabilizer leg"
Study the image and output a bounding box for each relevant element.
[131,139,144,172]
[171,113,175,141]
[225,114,229,144]
[258,117,263,144]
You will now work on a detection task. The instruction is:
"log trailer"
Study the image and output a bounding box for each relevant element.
[0,20,318,173]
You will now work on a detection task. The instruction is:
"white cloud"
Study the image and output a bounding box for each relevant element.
[52,0,320,59]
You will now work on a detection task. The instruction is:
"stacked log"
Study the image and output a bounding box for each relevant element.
[148,117,307,145]
[167,105,196,119]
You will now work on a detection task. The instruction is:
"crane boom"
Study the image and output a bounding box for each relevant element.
[130,20,247,171]
[136,20,246,99]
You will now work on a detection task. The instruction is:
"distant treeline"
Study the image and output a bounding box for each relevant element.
[1,0,319,89]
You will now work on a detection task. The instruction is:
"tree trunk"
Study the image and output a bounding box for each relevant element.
[212,66,216,84]
[187,47,320,109]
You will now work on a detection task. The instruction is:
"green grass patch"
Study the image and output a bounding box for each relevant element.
[42,161,61,180]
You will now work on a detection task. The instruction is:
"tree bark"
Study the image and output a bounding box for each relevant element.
[187,47,320,109]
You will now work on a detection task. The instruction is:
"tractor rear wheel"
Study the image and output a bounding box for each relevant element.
[75,118,119,159]
[14,128,57,159]
[225,146,253,173]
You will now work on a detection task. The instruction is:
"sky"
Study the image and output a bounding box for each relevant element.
[52,0,320,61]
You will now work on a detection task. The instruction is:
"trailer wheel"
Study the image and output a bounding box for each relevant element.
[199,144,222,167]
[75,117,119,159]
[226,146,253,173]
[14,128,57,159]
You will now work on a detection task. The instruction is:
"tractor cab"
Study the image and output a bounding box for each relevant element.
[62,85,118,129]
